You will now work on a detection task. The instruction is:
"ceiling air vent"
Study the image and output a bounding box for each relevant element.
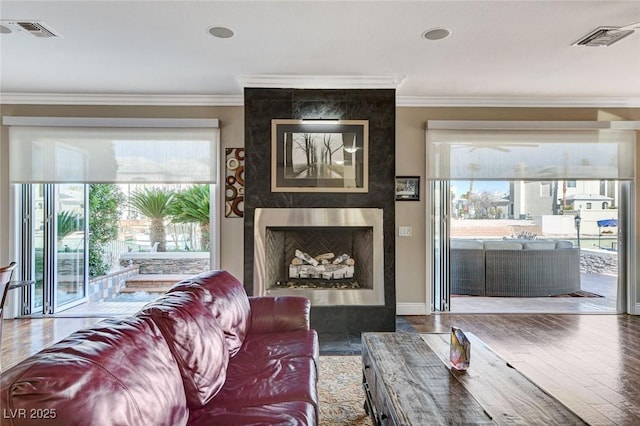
[1,20,60,38]
[573,21,640,47]
[573,27,633,47]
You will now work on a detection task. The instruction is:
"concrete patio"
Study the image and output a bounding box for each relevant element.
[451,272,618,314]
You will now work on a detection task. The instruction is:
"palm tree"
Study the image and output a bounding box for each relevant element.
[168,185,210,250]
[57,211,82,244]
[129,188,174,252]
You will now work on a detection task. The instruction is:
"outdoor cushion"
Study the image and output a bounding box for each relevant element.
[523,241,557,250]
[556,240,574,249]
[450,239,484,249]
[483,241,523,250]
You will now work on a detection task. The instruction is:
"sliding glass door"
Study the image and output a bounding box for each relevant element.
[55,184,87,307]
[426,121,636,314]
[432,180,450,311]
[21,183,88,315]
[6,118,221,317]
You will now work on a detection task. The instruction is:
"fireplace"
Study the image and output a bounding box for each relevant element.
[244,87,396,332]
[254,208,384,306]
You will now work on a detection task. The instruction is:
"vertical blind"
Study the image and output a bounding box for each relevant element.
[426,122,637,180]
[5,118,219,184]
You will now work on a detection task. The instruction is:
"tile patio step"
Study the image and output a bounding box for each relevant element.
[119,286,171,294]
[123,274,192,293]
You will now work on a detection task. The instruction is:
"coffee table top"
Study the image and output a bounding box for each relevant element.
[362,332,587,425]
[363,332,492,425]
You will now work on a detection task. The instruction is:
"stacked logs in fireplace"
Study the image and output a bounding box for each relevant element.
[289,249,355,280]
[273,249,360,289]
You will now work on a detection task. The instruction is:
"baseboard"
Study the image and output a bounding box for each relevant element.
[397,302,429,316]
[634,303,640,315]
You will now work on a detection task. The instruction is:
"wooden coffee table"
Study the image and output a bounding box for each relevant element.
[361,332,587,425]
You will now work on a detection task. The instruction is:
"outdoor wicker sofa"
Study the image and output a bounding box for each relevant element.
[450,239,580,297]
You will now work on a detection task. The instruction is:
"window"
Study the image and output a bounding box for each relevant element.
[5,117,220,314]
[586,202,592,209]
[426,120,636,314]
[540,182,551,197]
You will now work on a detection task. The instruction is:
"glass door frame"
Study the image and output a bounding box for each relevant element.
[427,181,451,312]
[19,183,89,315]
[426,178,634,315]
[54,183,89,311]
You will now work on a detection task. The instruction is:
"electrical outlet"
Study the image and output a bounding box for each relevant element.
[398,226,412,237]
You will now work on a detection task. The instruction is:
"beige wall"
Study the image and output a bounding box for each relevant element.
[2,104,640,312]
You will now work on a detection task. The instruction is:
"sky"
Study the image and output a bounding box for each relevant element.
[451,180,509,196]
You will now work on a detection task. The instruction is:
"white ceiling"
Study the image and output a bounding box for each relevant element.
[1,0,639,106]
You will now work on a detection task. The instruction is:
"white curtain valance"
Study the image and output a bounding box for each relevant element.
[6,119,219,184]
[426,124,636,181]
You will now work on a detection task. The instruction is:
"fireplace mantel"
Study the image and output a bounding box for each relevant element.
[254,207,385,306]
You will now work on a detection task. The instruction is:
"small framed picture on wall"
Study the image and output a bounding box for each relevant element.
[395,176,420,201]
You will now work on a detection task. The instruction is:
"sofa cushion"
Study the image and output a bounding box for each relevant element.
[249,296,311,334]
[139,291,229,409]
[170,270,250,358]
[450,239,484,249]
[187,401,317,426]
[213,355,318,409]
[0,316,188,426]
[233,329,319,365]
[523,241,557,250]
[483,241,523,250]
[209,330,318,412]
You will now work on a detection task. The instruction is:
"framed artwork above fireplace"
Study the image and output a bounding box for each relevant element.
[271,119,369,192]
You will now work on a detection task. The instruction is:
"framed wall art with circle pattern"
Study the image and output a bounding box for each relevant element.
[225,147,244,218]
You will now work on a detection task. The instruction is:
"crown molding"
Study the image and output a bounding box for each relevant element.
[0,92,244,106]
[238,74,406,89]
[396,96,640,108]
[427,120,640,130]
[2,92,639,108]
[2,116,219,128]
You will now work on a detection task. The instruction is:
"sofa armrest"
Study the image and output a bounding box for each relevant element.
[249,296,310,334]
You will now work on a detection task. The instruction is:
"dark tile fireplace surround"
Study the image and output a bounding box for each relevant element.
[243,88,396,333]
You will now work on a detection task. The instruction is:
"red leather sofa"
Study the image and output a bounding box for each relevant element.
[0,270,319,425]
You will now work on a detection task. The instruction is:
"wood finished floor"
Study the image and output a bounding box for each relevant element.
[3,314,640,425]
[0,269,628,425]
[1,317,104,372]
[407,314,640,426]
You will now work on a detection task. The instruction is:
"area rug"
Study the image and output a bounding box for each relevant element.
[318,355,372,426]
[453,290,604,298]
[551,290,604,298]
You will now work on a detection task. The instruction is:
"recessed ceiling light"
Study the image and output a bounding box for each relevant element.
[208,26,234,39]
[422,28,451,41]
